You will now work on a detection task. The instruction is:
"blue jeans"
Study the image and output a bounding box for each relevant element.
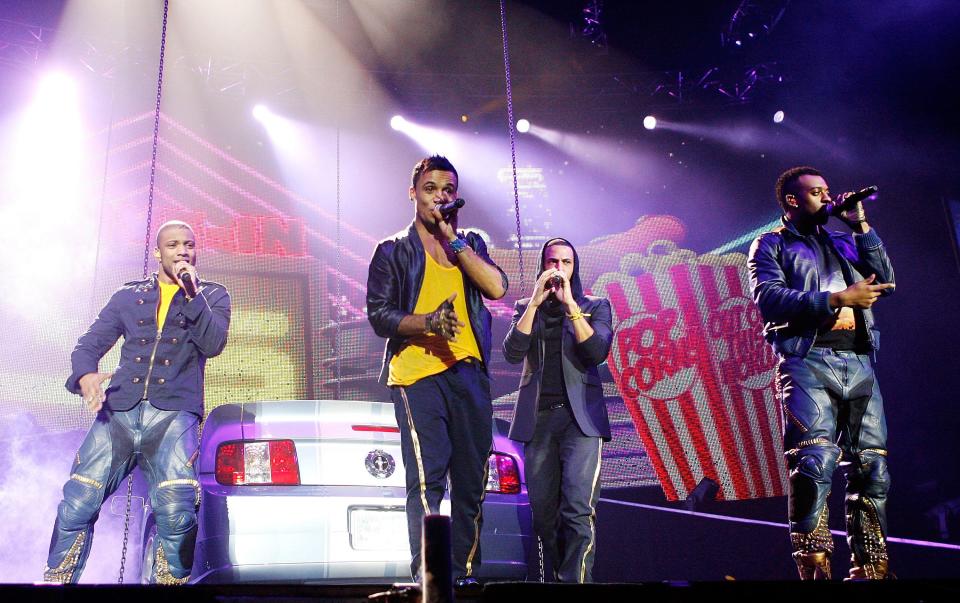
[44,401,200,584]
[391,360,493,579]
[524,405,602,583]
[778,348,890,567]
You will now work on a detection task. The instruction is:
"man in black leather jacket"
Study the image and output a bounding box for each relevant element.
[366,155,507,583]
[747,167,895,580]
[502,238,613,582]
[43,221,230,584]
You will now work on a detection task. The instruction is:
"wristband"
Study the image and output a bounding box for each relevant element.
[449,237,468,254]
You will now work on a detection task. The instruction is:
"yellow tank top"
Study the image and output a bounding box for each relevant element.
[388,251,481,386]
[156,280,179,331]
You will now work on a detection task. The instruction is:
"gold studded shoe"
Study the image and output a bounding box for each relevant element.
[846,558,894,580]
[792,551,833,580]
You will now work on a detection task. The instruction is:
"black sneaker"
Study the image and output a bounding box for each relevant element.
[454,576,481,589]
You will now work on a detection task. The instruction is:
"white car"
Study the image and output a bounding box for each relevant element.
[137,400,532,583]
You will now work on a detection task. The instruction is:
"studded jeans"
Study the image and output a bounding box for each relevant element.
[44,401,200,584]
[778,348,890,568]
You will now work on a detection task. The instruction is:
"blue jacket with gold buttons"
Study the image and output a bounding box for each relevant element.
[65,274,231,415]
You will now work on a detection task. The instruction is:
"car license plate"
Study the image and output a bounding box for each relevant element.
[349,506,408,551]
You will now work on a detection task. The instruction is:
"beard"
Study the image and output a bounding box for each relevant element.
[811,205,830,226]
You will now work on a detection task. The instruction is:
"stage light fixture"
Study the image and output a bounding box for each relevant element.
[516,118,530,133]
[773,110,785,124]
[37,72,76,100]
[252,104,270,121]
[389,116,459,158]
[460,114,469,123]
[0,70,92,318]
[643,115,657,130]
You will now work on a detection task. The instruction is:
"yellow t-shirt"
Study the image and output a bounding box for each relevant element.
[156,280,180,331]
[388,251,481,386]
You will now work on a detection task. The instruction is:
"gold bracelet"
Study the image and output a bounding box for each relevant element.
[566,309,591,321]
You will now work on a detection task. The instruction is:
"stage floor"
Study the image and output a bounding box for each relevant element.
[5,580,960,603]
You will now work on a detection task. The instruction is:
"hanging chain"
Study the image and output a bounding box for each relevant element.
[122,0,170,585]
[141,0,170,279]
[117,472,135,583]
[499,0,525,297]
[334,0,343,399]
[537,536,545,583]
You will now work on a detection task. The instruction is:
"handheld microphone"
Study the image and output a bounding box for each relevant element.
[437,198,465,218]
[829,186,878,216]
[547,274,563,290]
[178,267,197,297]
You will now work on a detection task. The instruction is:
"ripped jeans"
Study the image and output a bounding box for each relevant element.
[44,401,200,584]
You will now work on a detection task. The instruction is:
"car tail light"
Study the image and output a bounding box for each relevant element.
[486,452,521,494]
[215,440,300,485]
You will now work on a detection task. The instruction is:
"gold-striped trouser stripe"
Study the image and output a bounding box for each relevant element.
[158,478,200,489]
[464,448,491,577]
[158,478,201,506]
[580,438,603,584]
[70,474,103,490]
[782,404,808,432]
[399,387,431,518]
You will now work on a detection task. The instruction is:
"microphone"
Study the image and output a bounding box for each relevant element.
[829,185,878,216]
[547,274,563,290]
[178,267,197,297]
[437,198,465,218]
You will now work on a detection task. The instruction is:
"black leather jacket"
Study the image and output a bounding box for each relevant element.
[747,218,895,358]
[366,223,508,385]
[65,275,231,415]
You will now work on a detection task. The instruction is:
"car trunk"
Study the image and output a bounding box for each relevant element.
[236,399,406,488]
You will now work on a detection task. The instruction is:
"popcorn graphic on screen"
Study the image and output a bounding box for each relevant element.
[594,240,786,501]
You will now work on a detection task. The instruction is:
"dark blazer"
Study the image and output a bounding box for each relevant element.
[502,296,613,442]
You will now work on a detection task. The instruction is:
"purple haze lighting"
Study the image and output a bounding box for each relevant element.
[0,71,98,320]
[87,110,377,313]
[156,112,376,243]
[149,113,508,316]
[389,116,459,159]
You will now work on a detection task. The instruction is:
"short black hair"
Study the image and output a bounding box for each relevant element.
[411,155,458,189]
[155,220,195,248]
[775,166,823,213]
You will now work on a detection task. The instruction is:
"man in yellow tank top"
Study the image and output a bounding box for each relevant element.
[367,155,508,585]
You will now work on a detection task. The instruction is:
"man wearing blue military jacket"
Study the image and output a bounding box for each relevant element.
[43,221,230,585]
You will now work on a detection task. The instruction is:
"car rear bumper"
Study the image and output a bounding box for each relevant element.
[192,482,531,583]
